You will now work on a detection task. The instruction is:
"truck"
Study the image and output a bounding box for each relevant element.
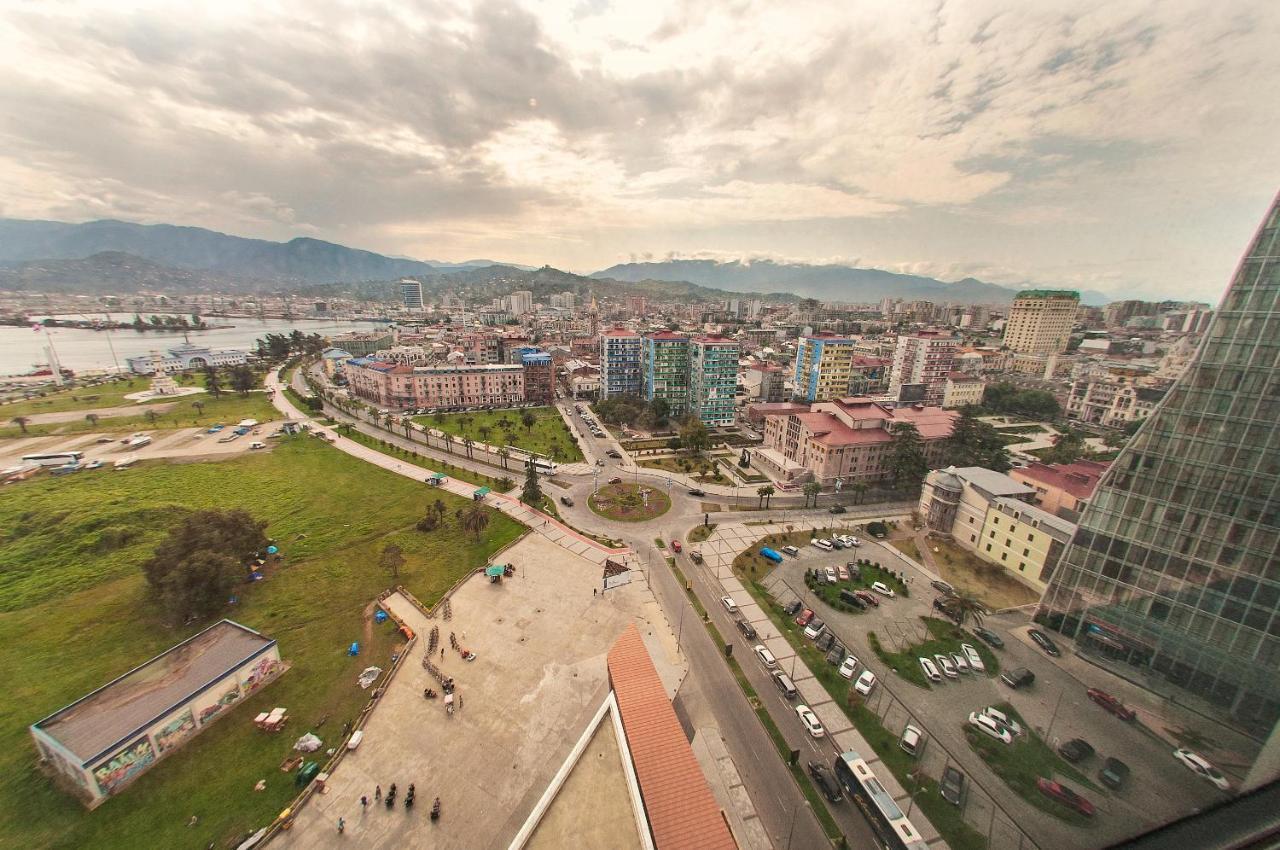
[759,547,783,564]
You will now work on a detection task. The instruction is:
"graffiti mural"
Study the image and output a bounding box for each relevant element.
[241,655,280,695]
[196,681,242,726]
[154,708,196,754]
[93,737,155,796]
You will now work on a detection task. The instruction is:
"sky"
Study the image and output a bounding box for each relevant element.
[1,0,1277,302]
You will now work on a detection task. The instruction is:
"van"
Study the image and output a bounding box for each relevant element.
[1001,667,1036,689]
[754,645,778,669]
[772,671,798,700]
[760,548,783,564]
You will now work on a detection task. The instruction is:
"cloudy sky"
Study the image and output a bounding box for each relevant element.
[1,0,1277,300]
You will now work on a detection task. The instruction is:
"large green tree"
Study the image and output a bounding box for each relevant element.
[521,459,543,506]
[142,508,269,622]
[887,421,929,492]
[680,417,710,455]
[943,411,1011,471]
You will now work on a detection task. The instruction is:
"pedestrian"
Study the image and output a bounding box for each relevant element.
[441,647,445,660]
[457,693,463,710]
[375,784,382,803]
[337,817,345,834]
[593,587,597,597]
[361,795,368,811]
[188,815,199,828]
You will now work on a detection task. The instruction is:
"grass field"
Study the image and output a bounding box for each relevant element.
[638,455,729,484]
[588,482,671,521]
[414,407,583,463]
[1,379,168,417]
[339,428,510,490]
[0,437,524,849]
[867,617,1001,689]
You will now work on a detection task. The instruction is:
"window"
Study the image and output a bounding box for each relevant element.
[1028,533,1035,542]
[1023,548,1030,556]
[1001,553,1007,561]
[986,543,992,552]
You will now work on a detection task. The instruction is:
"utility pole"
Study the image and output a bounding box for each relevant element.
[1045,687,1066,741]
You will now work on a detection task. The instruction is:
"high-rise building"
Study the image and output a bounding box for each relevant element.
[507,290,534,315]
[1038,196,1280,751]
[644,331,692,417]
[1003,290,1079,355]
[793,333,858,401]
[599,328,643,399]
[399,278,424,311]
[888,331,958,407]
[626,295,647,316]
[690,336,740,427]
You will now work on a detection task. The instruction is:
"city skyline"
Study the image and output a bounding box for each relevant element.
[2,1,1278,301]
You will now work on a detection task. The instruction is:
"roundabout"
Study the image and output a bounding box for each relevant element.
[587,481,671,522]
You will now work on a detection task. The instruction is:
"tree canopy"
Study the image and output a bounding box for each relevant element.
[142,509,268,622]
[943,410,1011,472]
[679,417,710,455]
[887,421,929,491]
[521,459,543,506]
[979,382,1061,420]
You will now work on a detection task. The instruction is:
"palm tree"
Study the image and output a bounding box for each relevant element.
[432,499,446,521]
[192,400,205,416]
[802,481,821,508]
[85,413,99,428]
[382,413,395,431]
[338,423,354,436]
[401,417,414,438]
[943,594,987,629]
[851,481,868,505]
[11,416,29,434]
[497,447,510,470]
[758,485,775,508]
[478,425,492,445]
[521,411,537,433]
[145,409,160,425]
[462,437,474,460]
[460,503,490,541]
[497,416,513,432]
[443,433,455,455]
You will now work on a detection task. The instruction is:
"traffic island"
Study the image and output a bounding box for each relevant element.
[588,482,671,522]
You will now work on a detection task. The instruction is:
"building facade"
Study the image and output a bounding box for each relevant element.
[888,331,958,407]
[346,359,526,409]
[1003,290,1080,355]
[1010,459,1109,520]
[690,336,740,427]
[793,334,858,401]
[599,328,643,399]
[1038,195,1280,740]
[331,330,395,357]
[520,351,555,406]
[744,362,786,402]
[942,372,985,409]
[400,279,424,311]
[644,332,691,417]
[125,343,248,375]
[1066,379,1167,428]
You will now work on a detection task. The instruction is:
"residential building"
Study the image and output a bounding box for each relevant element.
[346,359,525,409]
[599,328,643,399]
[690,335,739,427]
[125,343,248,375]
[507,290,534,316]
[793,333,858,401]
[1038,194,1280,747]
[1003,290,1080,355]
[848,356,890,396]
[888,331,958,406]
[1066,378,1167,427]
[320,347,353,380]
[549,291,575,311]
[331,330,395,357]
[644,332,692,417]
[743,362,786,402]
[758,398,956,486]
[521,350,554,406]
[399,278,424,311]
[625,295,647,316]
[942,372,985,409]
[1010,459,1109,521]
[31,620,282,807]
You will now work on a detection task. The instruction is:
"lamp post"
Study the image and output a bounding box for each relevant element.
[785,800,810,850]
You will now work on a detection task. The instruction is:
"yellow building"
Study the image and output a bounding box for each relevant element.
[1003,290,1079,355]
[976,497,1075,592]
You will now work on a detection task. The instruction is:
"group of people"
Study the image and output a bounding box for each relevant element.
[339,786,440,832]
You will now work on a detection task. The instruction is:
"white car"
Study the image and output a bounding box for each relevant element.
[845,536,862,547]
[919,657,942,683]
[968,711,1012,744]
[824,567,838,583]
[721,596,738,613]
[811,539,833,551]
[900,724,924,757]
[871,581,895,598]
[796,704,825,738]
[1174,748,1231,790]
[961,643,985,672]
[754,644,778,669]
[781,545,800,556]
[950,652,970,673]
[935,654,958,679]
[838,655,859,679]
[803,619,826,640]
[981,707,1022,737]
[854,670,877,696]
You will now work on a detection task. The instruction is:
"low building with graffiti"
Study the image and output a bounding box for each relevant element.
[29,620,283,807]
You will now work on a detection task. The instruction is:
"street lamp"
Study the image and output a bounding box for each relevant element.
[785,800,810,850]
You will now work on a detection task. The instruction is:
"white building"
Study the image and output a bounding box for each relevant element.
[507,291,535,315]
[125,343,248,375]
[400,279,424,311]
[942,372,985,409]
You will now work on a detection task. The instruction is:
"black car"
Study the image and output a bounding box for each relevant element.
[688,488,706,497]
[974,627,1005,648]
[826,645,845,665]
[829,505,847,514]
[839,589,866,609]
[940,766,966,806]
[1029,628,1061,657]
[736,619,758,640]
[1000,667,1035,689]
[816,631,836,652]
[783,600,803,616]
[559,496,575,507]
[606,449,622,458]
[1099,757,1130,789]
[807,761,842,803]
[1058,738,1095,763]
[931,579,956,596]
[933,597,958,618]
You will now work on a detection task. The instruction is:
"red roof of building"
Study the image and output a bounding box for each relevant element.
[790,398,957,446]
[1012,459,1109,500]
[604,327,640,337]
[608,625,735,850]
[646,331,691,341]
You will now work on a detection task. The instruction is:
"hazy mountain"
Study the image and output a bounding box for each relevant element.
[593,259,1111,305]
[0,251,248,293]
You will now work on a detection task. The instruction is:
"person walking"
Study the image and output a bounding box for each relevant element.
[375,784,382,803]
[337,817,345,834]
[361,795,368,811]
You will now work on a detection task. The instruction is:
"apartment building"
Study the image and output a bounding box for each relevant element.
[399,279,424,311]
[1010,459,1109,520]
[793,333,858,401]
[599,328,643,399]
[520,350,555,406]
[888,331,958,406]
[942,372,985,409]
[744,362,786,402]
[690,335,740,427]
[644,332,692,417]
[1003,290,1080,355]
[346,359,526,409]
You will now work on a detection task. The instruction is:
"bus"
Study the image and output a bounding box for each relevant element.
[21,451,85,467]
[527,457,558,476]
[833,750,930,850]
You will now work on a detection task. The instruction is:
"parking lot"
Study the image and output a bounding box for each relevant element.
[0,423,287,469]
[758,538,1226,849]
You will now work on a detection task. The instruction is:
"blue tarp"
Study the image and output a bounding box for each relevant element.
[374,610,388,623]
[348,642,359,656]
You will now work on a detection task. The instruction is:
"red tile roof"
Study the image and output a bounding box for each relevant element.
[646,331,691,341]
[604,327,640,337]
[1012,460,1109,500]
[608,625,736,850]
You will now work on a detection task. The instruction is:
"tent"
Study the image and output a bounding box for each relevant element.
[485,565,505,578]
[473,486,491,501]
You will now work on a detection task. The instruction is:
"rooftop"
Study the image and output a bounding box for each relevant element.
[645,331,691,341]
[992,496,1077,540]
[1013,289,1080,300]
[35,620,275,765]
[943,466,1035,499]
[1011,459,1109,500]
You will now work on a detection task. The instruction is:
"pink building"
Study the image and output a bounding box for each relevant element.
[758,397,957,485]
[346,358,525,409]
[1010,459,1109,519]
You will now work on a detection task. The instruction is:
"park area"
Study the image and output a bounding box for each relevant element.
[587,482,670,522]
[414,406,583,463]
[891,537,1040,610]
[0,437,523,849]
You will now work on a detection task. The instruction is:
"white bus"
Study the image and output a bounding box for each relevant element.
[126,435,152,450]
[833,750,930,850]
[528,457,558,476]
[21,451,85,467]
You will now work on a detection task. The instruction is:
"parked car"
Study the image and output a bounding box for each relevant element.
[671,540,682,553]
[1036,778,1095,817]
[804,618,826,640]
[836,564,849,581]
[899,724,925,757]
[829,536,845,550]
[736,619,757,640]
[811,538,833,551]
[825,645,845,665]
[871,581,895,598]
[772,671,798,700]
[934,654,958,679]
[248,441,267,450]
[961,643,985,672]
[838,655,859,679]
[85,460,104,469]
[783,600,803,616]
[919,657,942,683]
[839,589,865,609]
[931,579,956,596]
[720,595,737,613]
[974,627,1005,648]
[808,761,842,803]
[560,495,575,506]
[607,476,622,484]
[795,705,825,738]
[940,766,966,806]
[795,608,815,626]
[1058,738,1095,763]
[854,589,879,607]
[754,644,778,669]
[816,631,837,652]
[981,707,1022,737]
[1087,687,1136,721]
[781,545,800,557]
[854,670,877,695]
[824,566,837,583]
[1173,748,1231,790]
[1000,667,1035,689]
[688,488,706,497]
[842,536,861,547]
[968,711,1012,744]
[1099,757,1130,790]
[829,505,847,514]
[1028,628,1061,657]
[950,652,969,673]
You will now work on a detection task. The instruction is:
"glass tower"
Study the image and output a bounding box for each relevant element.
[1039,194,1280,735]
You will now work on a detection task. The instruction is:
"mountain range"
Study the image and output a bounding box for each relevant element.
[0,217,1111,305]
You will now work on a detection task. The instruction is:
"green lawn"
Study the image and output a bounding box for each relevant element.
[414,407,583,463]
[1,378,169,417]
[867,617,1001,689]
[0,437,524,849]
[339,427,511,490]
[638,455,730,484]
[587,482,671,522]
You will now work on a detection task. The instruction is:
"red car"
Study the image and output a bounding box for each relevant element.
[670,540,682,553]
[1087,688,1136,721]
[854,590,880,607]
[795,608,815,627]
[1035,778,1095,817]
